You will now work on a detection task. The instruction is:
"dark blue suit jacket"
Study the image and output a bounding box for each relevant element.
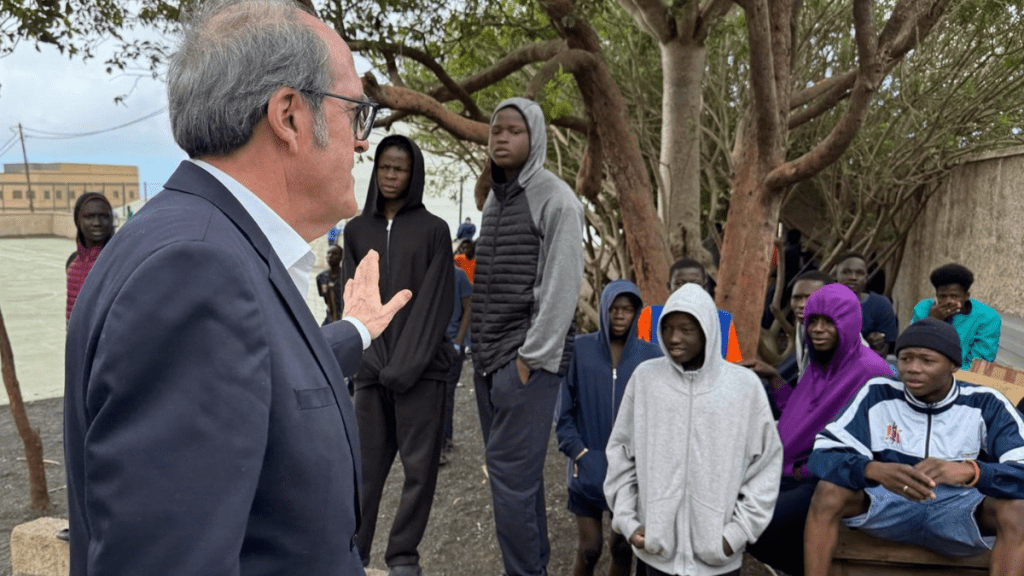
[64,161,366,575]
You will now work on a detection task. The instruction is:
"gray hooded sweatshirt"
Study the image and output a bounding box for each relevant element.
[471,97,585,375]
[604,284,782,576]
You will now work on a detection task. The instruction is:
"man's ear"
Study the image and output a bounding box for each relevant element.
[266,87,302,152]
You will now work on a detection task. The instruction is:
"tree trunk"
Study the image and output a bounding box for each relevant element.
[715,133,784,359]
[575,64,671,305]
[0,306,50,511]
[659,38,708,263]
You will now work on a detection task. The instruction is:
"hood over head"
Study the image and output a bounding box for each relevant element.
[802,283,863,363]
[362,134,426,218]
[489,97,547,188]
[657,283,722,377]
[73,192,114,248]
[599,279,643,346]
[784,277,894,477]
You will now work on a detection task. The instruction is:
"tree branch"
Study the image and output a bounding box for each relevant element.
[525,48,598,99]
[881,0,952,62]
[766,0,883,189]
[789,69,857,109]
[551,115,591,133]
[362,73,489,144]
[615,0,673,43]
[382,49,406,88]
[696,0,735,41]
[788,77,854,129]
[349,40,484,121]
[744,0,782,168]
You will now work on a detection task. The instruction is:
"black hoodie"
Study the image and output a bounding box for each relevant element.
[341,135,455,392]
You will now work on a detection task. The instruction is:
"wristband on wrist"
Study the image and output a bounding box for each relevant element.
[964,459,981,488]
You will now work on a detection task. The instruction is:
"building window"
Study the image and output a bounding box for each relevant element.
[44,190,50,199]
[13,190,23,199]
[69,192,76,201]
[56,190,63,200]
[113,190,120,199]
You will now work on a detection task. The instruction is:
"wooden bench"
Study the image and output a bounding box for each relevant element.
[830,528,989,575]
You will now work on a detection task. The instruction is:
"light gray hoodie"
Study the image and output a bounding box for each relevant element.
[604,284,782,576]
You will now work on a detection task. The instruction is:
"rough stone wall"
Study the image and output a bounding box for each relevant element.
[892,147,1024,325]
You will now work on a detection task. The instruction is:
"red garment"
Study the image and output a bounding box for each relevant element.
[67,243,105,320]
[453,253,475,284]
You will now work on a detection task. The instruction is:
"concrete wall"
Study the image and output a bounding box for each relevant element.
[0,212,77,239]
[891,147,1024,365]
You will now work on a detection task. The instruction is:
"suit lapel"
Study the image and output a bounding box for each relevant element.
[162,161,361,455]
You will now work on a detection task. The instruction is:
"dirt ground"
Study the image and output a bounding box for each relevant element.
[0,362,774,576]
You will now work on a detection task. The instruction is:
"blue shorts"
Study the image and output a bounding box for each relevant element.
[843,484,994,557]
[567,487,608,520]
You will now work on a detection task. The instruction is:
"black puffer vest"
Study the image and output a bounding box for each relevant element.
[472,181,536,375]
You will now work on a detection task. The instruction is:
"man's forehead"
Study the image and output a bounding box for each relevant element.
[898,346,945,359]
[837,258,865,270]
[792,280,824,295]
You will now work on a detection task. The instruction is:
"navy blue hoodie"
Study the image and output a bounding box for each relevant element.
[556,280,662,507]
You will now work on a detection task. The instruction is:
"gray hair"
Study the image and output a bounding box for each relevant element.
[167,0,333,158]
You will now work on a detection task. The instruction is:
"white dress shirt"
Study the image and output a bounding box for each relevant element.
[189,159,370,349]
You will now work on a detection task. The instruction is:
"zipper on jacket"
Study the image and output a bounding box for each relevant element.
[384,219,393,298]
[611,368,617,416]
[924,412,932,458]
[682,373,695,575]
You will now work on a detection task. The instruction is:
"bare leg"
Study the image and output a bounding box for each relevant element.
[804,481,868,576]
[978,498,1024,576]
[607,529,633,576]
[573,516,603,576]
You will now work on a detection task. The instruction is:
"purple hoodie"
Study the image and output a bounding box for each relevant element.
[777,284,893,477]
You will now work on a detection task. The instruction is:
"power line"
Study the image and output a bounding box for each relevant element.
[18,107,167,140]
[0,136,20,159]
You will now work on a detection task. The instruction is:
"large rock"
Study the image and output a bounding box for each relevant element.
[10,517,69,576]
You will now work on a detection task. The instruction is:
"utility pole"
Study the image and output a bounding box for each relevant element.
[457,177,464,224]
[17,124,34,213]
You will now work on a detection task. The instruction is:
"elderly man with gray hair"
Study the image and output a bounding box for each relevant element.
[63,1,408,575]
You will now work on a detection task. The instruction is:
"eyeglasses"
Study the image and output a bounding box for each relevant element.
[302,90,379,141]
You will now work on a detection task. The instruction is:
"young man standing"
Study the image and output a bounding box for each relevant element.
[454,238,475,283]
[805,318,1024,576]
[316,243,343,325]
[911,263,1001,370]
[605,284,782,576]
[343,135,454,576]
[472,98,585,576]
[556,280,661,576]
[636,258,743,362]
[440,264,472,466]
[833,252,898,357]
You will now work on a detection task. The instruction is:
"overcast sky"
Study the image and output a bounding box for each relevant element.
[0,33,482,235]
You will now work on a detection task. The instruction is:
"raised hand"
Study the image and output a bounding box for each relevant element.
[343,250,412,339]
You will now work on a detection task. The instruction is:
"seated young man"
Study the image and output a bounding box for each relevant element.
[833,252,897,357]
[747,283,893,576]
[636,258,743,361]
[805,318,1024,576]
[911,263,1001,370]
